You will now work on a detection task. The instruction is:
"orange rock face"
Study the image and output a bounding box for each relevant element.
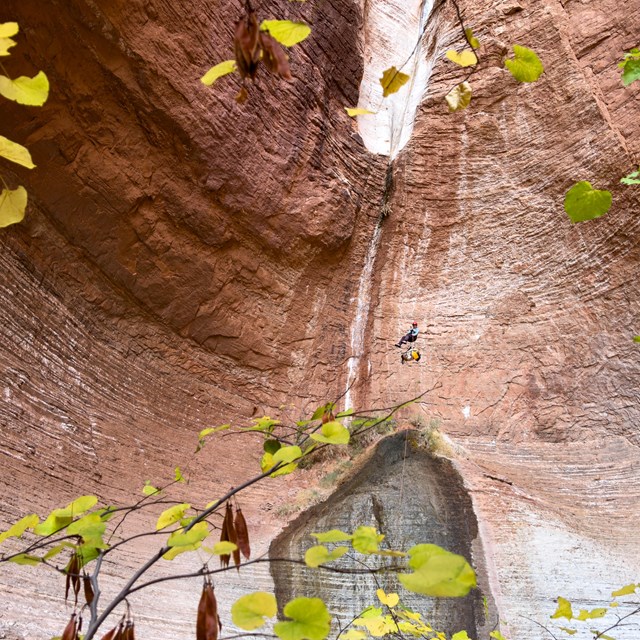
[1,0,639,638]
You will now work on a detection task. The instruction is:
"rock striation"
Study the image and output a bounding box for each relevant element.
[0,0,639,638]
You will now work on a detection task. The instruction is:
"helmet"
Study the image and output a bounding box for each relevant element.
[412,321,418,327]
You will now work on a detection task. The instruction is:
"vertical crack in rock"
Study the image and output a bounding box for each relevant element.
[356,0,441,157]
[270,432,490,637]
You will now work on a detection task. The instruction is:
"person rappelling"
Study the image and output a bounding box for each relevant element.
[395,321,419,348]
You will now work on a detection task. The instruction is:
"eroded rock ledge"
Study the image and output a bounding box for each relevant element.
[270,432,490,638]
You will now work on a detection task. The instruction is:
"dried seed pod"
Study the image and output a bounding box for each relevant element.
[197,578,220,640]
[83,574,95,606]
[98,625,120,640]
[234,507,251,560]
[234,10,260,79]
[259,32,292,80]
[321,410,335,424]
[122,620,136,640]
[226,502,240,568]
[219,505,231,568]
[61,613,78,640]
[65,554,81,604]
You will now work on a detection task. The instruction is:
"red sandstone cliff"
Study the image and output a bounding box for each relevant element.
[1,0,639,638]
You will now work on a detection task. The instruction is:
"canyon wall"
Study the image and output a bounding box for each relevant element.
[0,0,639,638]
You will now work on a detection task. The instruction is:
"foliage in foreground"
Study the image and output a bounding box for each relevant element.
[0,22,49,227]
[1,396,483,640]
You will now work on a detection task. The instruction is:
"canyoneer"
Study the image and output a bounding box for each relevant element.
[395,321,419,348]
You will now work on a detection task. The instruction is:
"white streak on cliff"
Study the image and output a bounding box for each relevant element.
[356,0,437,158]
[345,221,383,410]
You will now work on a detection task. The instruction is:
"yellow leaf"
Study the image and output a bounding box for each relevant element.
[380,66,410,97]
[376,589,399,607]
[0,186,27,228]
[465,28,480,50]
[550,596,573,620]
[445,49,478,67]
[0,38,17,56]
[345,107,376,117]
[260,20,311,47]
[445,82,472,112]
[611,583,637,597]
[156,503,190,530]
[0,23,19,38]
[201,60,237,86]
[0,71,50,105]
[0,135,35,168]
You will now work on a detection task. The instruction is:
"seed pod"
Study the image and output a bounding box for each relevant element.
[122,620,135,640]
[234,10,260,79]
[83,574,95,606]
[61,614,78,640]
[322,410,335,424]
[197,578,220,640]
[219,505,230,568]
[234,507,251,560]
[65,554,81,604]
[259,32,292,80]
[98,625,120,640]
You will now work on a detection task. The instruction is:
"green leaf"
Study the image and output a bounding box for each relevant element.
[0,514,39,544]
[398,544,476,597]
[336,408,355,418]
[575,608,607,620]
[66,514,107,546]
[247,416,280,433]
[380,67,410,98]
[43,542,76,561]
[551,596,574,620]
[445,49,477,67]
[564,181,612,223]
[634,336,640,343]
[0,185,27,228]
[76,543,100,567]
[489,632,508,640]
[310,421,350,445]
[262,445,302,476]
[163,542,199,560]
[345,107,376,117]
[620,48,640,86]
[505,45,544,82]
[310,529,353,543]
[8,553,42,566]
[264,439,282,454]
[200,60,237,86]
[452,632,472,640]
[33,496,98,536]
[260,20,311,47]
[612,583,637,597]
[195,423,230,452]
[558,628,577,635]
[174,466,185,483]
[304,545,348,568]
[167,521,208,547]
[0,135,35,168]
[142,481,160,496]
[620,169,640,185]
[274,597,331,640]
[207,541,238,555]
[351,526,384,554]
[465,28,480,50]
[445,82,472,112]
[232,592,278,630]
[0,71,49,105]
[156,503,190,530]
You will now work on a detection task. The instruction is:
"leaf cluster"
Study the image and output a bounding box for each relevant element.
[0,22,49,228]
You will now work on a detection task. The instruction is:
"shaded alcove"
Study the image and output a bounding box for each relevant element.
[270,431,491,637]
